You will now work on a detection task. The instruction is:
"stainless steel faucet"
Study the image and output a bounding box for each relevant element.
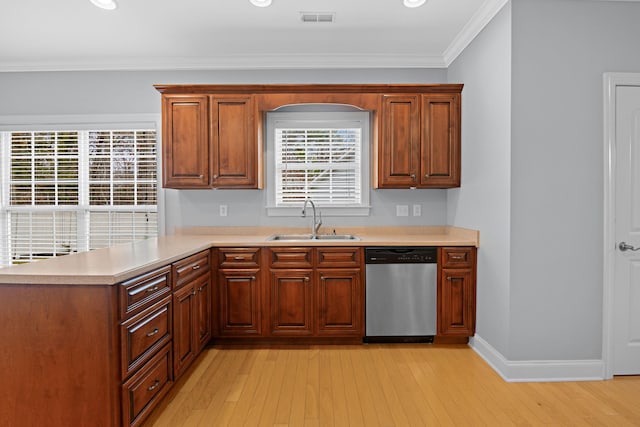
[302,198,322,239]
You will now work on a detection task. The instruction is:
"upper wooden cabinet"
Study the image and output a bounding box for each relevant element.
[161,95,210,188]
[378,92,461,189]
[156,84,461,190]
[210,95,259,188]
[159,93,261,189]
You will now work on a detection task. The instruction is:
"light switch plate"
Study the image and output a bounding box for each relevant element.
[396,205,409,216]
[219,205,228,216]
[413,204,422,216]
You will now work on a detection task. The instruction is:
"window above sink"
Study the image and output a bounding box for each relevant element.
[265,107,371,217]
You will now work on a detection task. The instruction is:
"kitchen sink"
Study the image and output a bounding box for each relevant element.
[267,234,360,241]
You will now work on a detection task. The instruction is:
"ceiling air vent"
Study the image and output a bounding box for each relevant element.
[300,12,335,23]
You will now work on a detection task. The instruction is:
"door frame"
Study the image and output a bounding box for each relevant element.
[602,72,640,379]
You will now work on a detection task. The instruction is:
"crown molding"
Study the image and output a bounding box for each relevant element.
[442,0,510,67]
[0,53,447,73]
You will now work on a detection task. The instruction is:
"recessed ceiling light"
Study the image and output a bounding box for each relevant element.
[249,0,272,7]
[90,0,117,10]
[403,0,426,8]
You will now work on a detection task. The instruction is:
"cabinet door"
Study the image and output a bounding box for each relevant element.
[162,95,210,188]
[173,284,196,379]
[194,272,212,352]
[438,268,475,336]
[218,269,262,336]
[378,95,420,188]
[269,270,313,336]
[420,94,460,188]
[316,269,363,336]
[210,96,260,188]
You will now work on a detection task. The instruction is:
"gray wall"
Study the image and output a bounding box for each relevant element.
[508,0,640,361]
[0,68,450,233]
[447,3,512,357]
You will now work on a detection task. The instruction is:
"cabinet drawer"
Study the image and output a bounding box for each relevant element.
[317,247,361,268]
[218,248,261,268]
[173,250,210,290]
[121,297,172,379]
[440,247,475,268]
[269,247,313,268]
[122,343,173,427]
[120,266,172,319]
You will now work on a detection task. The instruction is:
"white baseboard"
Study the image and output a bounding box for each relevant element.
[469,335,605,382]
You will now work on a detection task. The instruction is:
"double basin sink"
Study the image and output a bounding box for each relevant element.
[267,234,360,241]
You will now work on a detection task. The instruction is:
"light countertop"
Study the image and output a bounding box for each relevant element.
[0,226,478,286]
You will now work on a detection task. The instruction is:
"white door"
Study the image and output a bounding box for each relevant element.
[613,85,640,375]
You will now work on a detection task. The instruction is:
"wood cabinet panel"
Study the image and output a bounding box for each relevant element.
[317,247,360,268]
[316,269,363,336]
[437,247,476,339]
[269,269,313,335]
[122,343,173,427]
[173,284,197,378]
[194,272,212,351]
[379,95,420,187]
[269,247,313,268]
[162,95,210,188]
[218,247,261,268]
[218,269,262,336]
[173,250,210,290]
[210,96,259,188]
[420,94,460,187]
[121,297,172,379]
[119,265,171,319]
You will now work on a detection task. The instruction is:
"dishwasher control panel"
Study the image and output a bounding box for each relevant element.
[365,247,437,264]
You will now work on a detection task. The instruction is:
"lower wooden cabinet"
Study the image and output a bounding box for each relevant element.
[172,252,212,379]
[218,268,262,336]
[317,269,363,336]
[269,269,314,336]
[122,343,173,427]
[437,247,476,338]
[263,247,364,339]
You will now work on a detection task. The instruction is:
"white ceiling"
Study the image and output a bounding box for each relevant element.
[0,0,508,72]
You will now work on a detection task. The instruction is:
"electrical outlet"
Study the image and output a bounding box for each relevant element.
[219,205,228,217]
[396,205,409,217]
[413,204,422,216]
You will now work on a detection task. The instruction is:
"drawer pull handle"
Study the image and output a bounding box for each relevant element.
[192,265,201,270]
[234,256,245,261]
[197,286,204,292]
[450,255,465,260]
[145,286,160,293]
[146,328,159,337]
[147,379,160,391]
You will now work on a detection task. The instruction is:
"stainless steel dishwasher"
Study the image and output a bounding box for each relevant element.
[364,247,437,343]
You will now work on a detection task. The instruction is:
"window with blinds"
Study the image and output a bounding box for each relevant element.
[0,129,157,266]
[275,128,361,205]
[266,111,370,216]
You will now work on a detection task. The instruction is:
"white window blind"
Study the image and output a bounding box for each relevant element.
[0,129,157,266]
[275,127,361,206]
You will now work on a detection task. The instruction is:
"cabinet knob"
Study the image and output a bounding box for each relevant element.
[197,286,204,292]
[251,276,256,280]
[192,290,197,296]
[305,277,310,282]
[213,174,218,180]
[198,174,203,179]
[411,174,416,181]
[425,174,430,179]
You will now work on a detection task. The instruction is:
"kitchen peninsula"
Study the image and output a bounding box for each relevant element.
[0,226,478,427]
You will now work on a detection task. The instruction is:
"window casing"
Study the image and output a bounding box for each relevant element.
[266,111,370,216]
[0,127,158,266]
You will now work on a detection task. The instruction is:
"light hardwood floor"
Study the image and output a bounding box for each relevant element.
[144,345,640,426]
